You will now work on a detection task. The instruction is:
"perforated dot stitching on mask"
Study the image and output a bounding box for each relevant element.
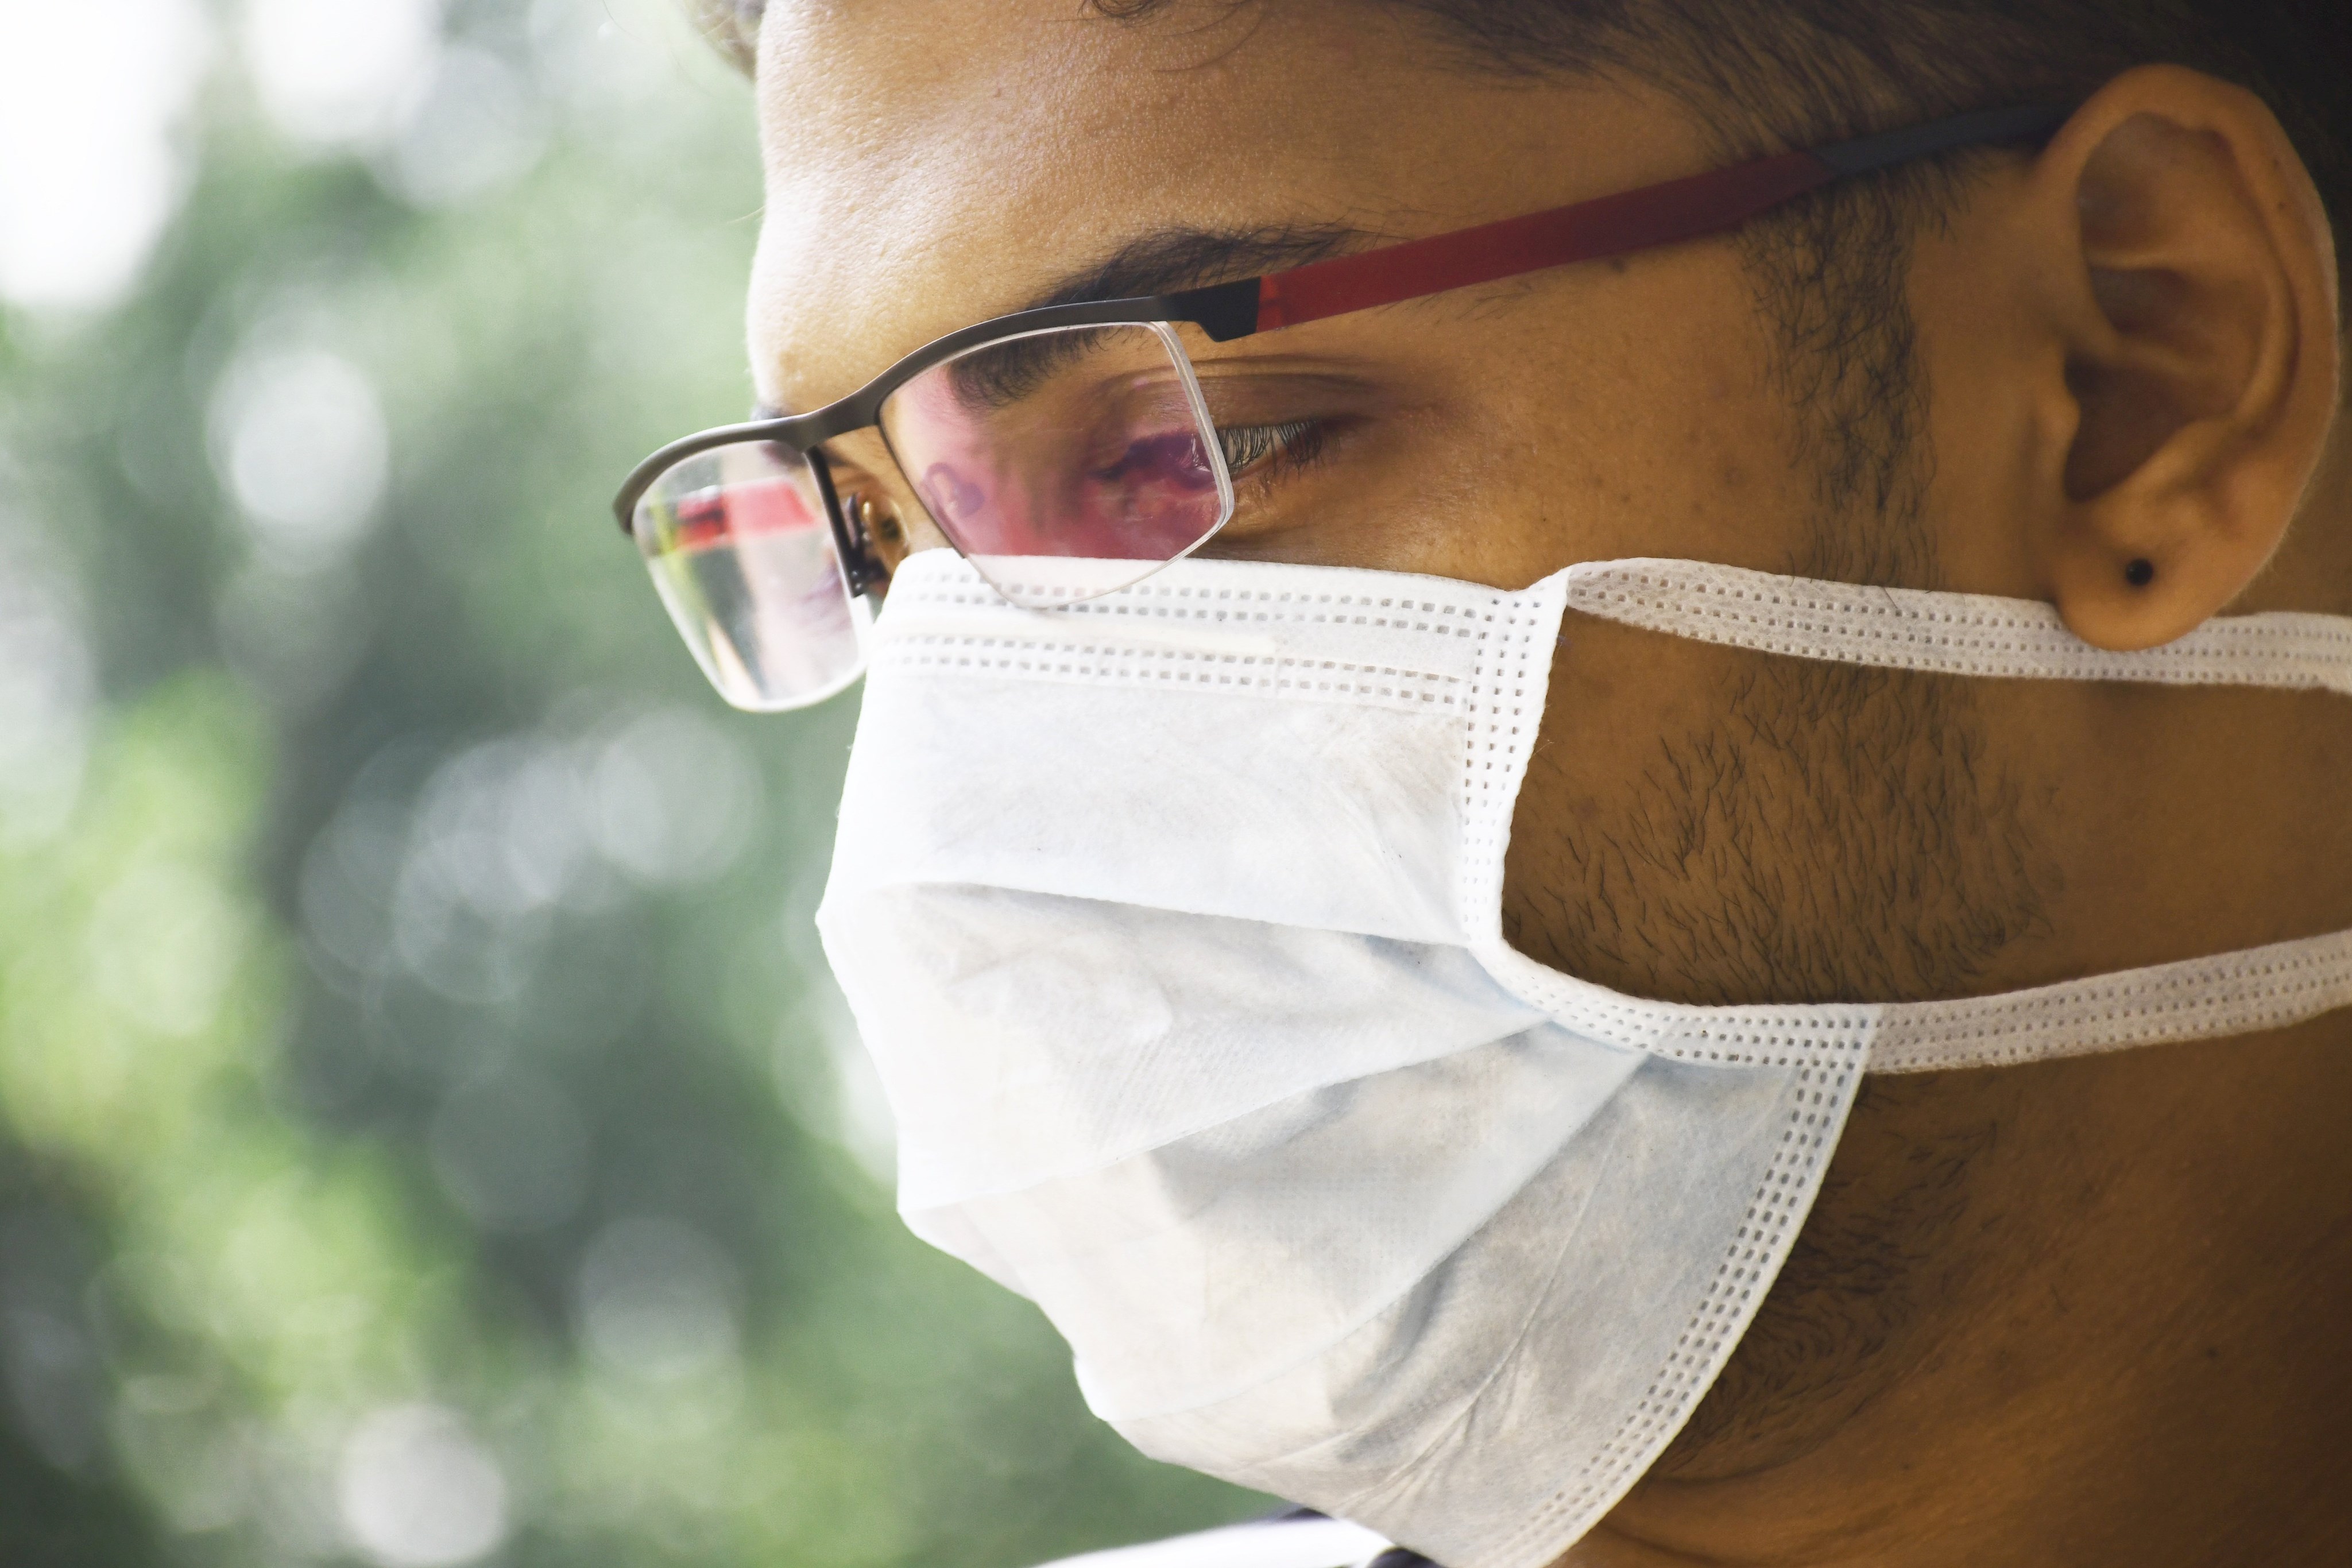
[1870,931,2352,1071]
[1450,583,1885,1075]
[1449,592,1928,1561]
[1601,569,2352,649]
[1492,1061,1858,1565]
[1563,563,2352,695]
[889,606,1477,658]
[871,637,1471,710]
[1444,560,2352,1559]
[895,573,1502,628]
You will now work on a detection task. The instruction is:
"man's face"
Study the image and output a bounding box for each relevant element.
[741,1,2352,1537]
[750,0,2052,1020]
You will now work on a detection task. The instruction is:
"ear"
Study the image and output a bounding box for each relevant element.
[2021,65,2339,651]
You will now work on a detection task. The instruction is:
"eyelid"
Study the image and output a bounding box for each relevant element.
[1187,362,1388,438]
[1188,361,1380,397]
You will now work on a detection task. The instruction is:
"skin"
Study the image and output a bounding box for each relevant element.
[740,3,2352,1562]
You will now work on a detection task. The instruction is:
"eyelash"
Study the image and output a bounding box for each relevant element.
[1216,419,1328,481]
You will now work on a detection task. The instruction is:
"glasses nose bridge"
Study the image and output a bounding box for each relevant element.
[795,412,935,578]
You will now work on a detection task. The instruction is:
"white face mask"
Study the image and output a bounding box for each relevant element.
[815,549,2352,1568]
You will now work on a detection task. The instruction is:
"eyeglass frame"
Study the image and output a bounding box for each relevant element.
[612,101,2069,594]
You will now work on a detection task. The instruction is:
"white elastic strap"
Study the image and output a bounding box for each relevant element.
[1564,559,2352,695]
[1460,562,2352,1076]
[1867,926,2352,1073]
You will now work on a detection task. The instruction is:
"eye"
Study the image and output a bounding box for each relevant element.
[839,491,910,589]
[854,494,905,548]
[1216,419,1326,479]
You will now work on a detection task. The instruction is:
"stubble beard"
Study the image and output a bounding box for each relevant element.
[1509,176,2060,1476]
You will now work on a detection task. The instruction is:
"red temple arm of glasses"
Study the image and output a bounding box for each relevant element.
[1250,150,1833,334]
[1173,104,2068,340]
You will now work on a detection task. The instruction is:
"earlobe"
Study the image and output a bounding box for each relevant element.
[2027,66,2339,652]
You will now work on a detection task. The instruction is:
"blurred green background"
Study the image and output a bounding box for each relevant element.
[0,1,1263,1562]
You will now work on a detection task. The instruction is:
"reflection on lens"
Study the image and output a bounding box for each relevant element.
[631,444,868,711]
[880,322,1233,607]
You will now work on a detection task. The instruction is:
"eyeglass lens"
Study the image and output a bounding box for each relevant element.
[628,322,1233,708]
[631,442,870,711]
[878,322,1234,609]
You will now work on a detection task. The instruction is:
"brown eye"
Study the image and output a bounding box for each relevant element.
[850,494,910,578]
[845,493,902,545]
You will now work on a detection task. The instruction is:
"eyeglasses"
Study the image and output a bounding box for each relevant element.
[614,103,2064,711]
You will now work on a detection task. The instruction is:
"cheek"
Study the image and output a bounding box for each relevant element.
[1408,253,1824,588]
[1498,618,1713,969]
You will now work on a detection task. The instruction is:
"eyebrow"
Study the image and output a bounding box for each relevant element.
[1017,221,1372,311]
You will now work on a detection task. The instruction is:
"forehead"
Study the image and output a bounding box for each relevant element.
[746,0,1691,412]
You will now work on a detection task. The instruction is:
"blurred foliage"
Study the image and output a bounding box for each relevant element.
[0,1,1263,1563]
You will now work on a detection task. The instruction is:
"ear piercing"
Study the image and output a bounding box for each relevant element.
[2125,557,2156,588]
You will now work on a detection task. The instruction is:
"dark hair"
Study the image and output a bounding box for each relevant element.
[1415,4,2352,298]
[699,2,2351,228]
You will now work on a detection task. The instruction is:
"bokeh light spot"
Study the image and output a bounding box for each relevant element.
[576,1217,741,1383]
[243,0,443,149]
[0,0,209,312]
[85,862,245,1039]
[589,708,759,887]
[211,347,391,567]
[338,1403,509,1568]
[0,548,92,847]
[382,45,547,208]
